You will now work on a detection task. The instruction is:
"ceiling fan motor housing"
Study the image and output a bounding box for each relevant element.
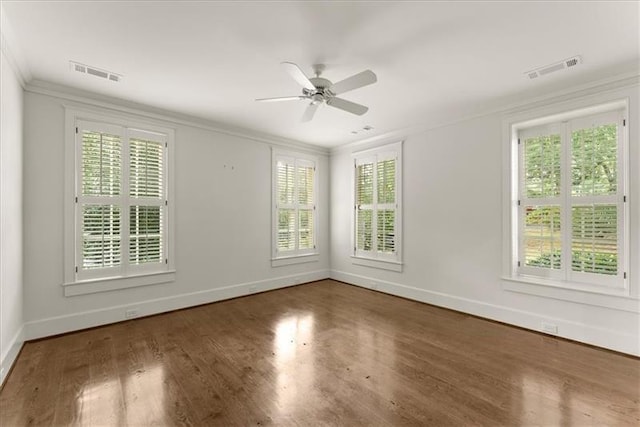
[304,77,334,100]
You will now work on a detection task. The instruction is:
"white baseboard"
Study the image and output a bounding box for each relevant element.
[331,270,640,357]
[1,325,24,386]
[25,270,330,341]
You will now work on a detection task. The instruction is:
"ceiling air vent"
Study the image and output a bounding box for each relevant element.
[525,55,582,80]
[70,61,122,83]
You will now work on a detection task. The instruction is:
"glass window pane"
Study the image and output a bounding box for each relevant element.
[277,161,295,205]
[130,138,164,198]
[571,124,617,196]
[82,131,121,196]
[377,209,395,253]
[572,204,617,275]
[82,204,121,269]
[524,134,561,198]
[356,209,372,251]
[298,209,314,250]
[523,206,561,269]
[277,209,295,251]
[356,163,374,205]
[129,206,163,265]
[297,165,314,205]
[377,159,396,204]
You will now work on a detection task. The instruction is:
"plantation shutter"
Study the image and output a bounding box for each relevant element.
[129,131,166,267]
[274,153,317,257]
[519,126,563,276]
[276,156,296,253]
[569,114,623,284]
[77,121,124,277]
[355,152,397,258]
[517,110,625,287]
[355,159,374,253]
[377,157,396,254]
[297,160,315,250]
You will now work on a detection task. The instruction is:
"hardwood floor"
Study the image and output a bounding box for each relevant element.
[1,279,638,426]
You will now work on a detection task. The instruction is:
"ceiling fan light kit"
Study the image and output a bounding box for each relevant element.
[256,62,377,122]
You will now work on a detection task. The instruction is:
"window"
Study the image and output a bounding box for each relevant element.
[272,150,318,265]
[352,142,402,270]
[64,110,174,295]
[515,108,627,291]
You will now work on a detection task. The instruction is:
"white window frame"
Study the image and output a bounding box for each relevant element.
[271,148,319,267]
[63,108,175,296]
[505,100,629,297]
[351,141,403,272]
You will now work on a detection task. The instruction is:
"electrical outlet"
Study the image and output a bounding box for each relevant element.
[542,322,558,334]
[125,308,139,319]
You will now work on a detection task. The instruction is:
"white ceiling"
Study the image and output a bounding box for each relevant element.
[3,1,639,147]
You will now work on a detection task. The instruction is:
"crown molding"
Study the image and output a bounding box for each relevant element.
[25,80,329,156]
[0,5,32,87]
[331,69,640,155]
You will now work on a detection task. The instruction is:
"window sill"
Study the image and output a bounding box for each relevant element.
[62,270,176,297]
[502,275,638,313]
[272,253,319,267]
[351,256,403,272]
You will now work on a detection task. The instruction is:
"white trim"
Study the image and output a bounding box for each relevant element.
[62,270,176,297]
[0,325,24,387]
[26,80,329,156]
[331,270,640,357]
[271,254,320,267]
[25,270,330,341]
[502,276,639,312]
[350,256,403,272]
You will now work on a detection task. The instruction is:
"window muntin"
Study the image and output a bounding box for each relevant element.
[273,152,317,258]
[516,110,626,289]
[353,143,401,262]
[76,121,169,281]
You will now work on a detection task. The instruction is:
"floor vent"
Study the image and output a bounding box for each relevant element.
[525,55,582,80]
[70,61,122,83]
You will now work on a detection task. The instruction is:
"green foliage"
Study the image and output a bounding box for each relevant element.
[528,250,618,275]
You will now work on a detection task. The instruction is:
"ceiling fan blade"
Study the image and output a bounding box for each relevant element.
[302,102,320,122]
[329,70,377,95]
[255,96,307,102]
[281,62,316,91]
[326,97,369,115]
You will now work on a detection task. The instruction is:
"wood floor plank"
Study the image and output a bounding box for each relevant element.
[1,280,638,426]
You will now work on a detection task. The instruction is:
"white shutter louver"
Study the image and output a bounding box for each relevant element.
[130,138,164,198]
[82,131,122,196]
[82,204,121,269]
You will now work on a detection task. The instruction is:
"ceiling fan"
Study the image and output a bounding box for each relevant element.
[256,62,377,122]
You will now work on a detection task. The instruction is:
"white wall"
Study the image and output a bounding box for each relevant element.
[0,48,24,383]
[330,81,640,356]
[21,88,330,339]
